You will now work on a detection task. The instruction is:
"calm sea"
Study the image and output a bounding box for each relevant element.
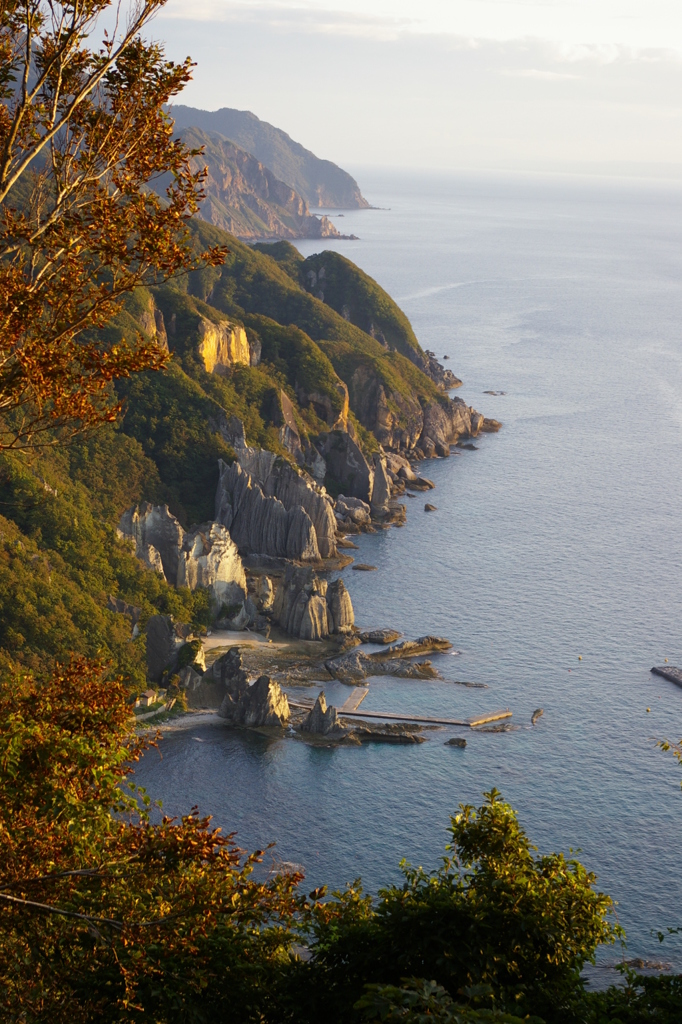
[135,170,682,970]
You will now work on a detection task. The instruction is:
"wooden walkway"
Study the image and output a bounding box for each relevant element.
[336,708,512,728]
[340,687,369,712]
[288,697,511,729]
[651,665,682,689]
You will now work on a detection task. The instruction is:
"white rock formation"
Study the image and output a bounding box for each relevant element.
[118,505,247,608]
[237,448,338,559]
[272,566,354,640]
[178,522,247,605]
[117,503,184,583]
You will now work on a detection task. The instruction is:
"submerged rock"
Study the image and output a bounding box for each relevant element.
[531,708,544,726]
[345,722,425,744]
[358,628,402,645]
[446,737,467,748]
[406,477,435,492]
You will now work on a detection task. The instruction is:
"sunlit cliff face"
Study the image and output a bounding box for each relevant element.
[197,319,251,374]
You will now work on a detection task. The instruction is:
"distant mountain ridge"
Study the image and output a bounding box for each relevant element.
[169,104,369,210]
[175,127,352,242]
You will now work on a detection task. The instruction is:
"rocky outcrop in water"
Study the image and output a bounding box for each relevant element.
[380,636,452,658]
[335,495,371,527]
[370,454,391,515]
[420,349,462,391]
[300,692,339,735]
[327,578,354,633]
[272,565,354,640]
[384,452,418,485]
[358,628,402,644]
[226,675,290,727]
[324,648,439,683]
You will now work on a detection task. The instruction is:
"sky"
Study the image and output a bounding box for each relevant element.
[147,1,682,175]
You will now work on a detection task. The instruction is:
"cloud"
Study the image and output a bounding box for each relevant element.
[161,1,416,40]
[501,68,581,79]
[160,2,682,63]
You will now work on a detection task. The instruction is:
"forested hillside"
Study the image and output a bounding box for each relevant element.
[0,218,485,678]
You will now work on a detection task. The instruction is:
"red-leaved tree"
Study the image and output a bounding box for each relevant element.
[0,1,225,450]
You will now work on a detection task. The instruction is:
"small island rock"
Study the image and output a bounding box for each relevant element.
[300,692,339,735]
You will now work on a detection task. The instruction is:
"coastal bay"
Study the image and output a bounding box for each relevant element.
[135,169,682,973]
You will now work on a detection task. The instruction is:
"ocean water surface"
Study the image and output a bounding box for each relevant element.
[136,170,682,970]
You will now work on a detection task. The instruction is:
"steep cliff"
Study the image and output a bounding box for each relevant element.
[0,172,499,683]
[215,453,338,562]
[117,503,248,609]
[272,565,354,640]
[173,127,350,242]
[169,105,369,210]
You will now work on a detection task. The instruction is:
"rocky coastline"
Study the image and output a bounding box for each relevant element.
[111,289,505,747]
[121,416,512,747]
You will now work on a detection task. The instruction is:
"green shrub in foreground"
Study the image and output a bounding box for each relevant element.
[289,791,618,1024]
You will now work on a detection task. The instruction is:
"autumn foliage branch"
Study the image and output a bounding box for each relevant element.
[0,1,226,451]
